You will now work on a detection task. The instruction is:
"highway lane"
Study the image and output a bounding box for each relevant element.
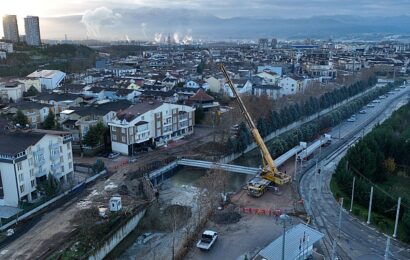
[299,85,410,259]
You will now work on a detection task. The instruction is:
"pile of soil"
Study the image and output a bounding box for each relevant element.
[211,211,241,224]
[193,142,227,156]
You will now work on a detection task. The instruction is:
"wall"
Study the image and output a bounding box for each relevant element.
[88,208,147,260]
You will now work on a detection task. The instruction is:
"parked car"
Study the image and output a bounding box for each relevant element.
[128,157,138,163]
[196,230,218,250]
[347,117,356,122]
[359,110,367,114]
[108,152,120,159]
[367,104,375,108]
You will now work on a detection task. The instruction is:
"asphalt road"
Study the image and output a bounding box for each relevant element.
[300,85,410,260]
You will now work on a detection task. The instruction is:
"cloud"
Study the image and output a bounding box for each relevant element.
[81,6,122,37]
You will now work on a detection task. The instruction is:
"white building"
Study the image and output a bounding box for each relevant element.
[223,79,253,97]
[0,80,24,102]
[0,130,74,207]
[279,77,300,95]
[109,101,195,155]
[27,70,66,90]
[0,41,14,53]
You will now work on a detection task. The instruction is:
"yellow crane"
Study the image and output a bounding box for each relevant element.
[219,64,291,197]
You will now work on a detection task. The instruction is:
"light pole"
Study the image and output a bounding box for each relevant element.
[350,177,355,212]
[280,214,292,260]
[393,197,401,238]
[367,186,374,225]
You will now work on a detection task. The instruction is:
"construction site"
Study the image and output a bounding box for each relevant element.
[0,64,338,260]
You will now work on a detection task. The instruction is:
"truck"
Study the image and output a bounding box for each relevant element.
[196,230,218,250]
[220,64,291,197]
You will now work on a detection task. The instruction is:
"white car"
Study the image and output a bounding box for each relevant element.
[197,230,218,250]
[347,117,356,122]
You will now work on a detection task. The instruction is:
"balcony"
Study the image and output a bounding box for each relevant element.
[36,167,47,178]
[50,162,61,173]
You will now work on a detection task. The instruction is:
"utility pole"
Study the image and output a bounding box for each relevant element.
[294,153,298,181]
[384,236,391,260]
[314,160,318,190]
[350,177,355,212]
[367,186,374,225]
[280,214,292,260]
[338,197,344,238]
[393,197,401,238]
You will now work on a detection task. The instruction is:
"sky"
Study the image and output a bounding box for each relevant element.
[1,0,410,39]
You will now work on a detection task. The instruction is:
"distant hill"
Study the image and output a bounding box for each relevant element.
[40,7,410,41]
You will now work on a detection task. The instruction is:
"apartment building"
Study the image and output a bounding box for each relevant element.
[2,15,19,43]
[109,101,195,155]
[0,130,74,207]
[24,16,41,46]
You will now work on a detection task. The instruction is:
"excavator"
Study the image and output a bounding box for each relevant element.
[219,64,291,197]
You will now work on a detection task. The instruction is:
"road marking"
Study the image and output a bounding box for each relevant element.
[0,250,8,255]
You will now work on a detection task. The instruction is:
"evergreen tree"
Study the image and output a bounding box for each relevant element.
[43,111,56,129]
[15,110,28,127]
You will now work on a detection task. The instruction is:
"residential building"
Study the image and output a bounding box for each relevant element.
[60,100,132,142]
[253,85,281,100]
[109,101,195,155]
[2,15,19,43]
[0,41,13,53]
[7,101,53,128]
[0,80,24,102]
[205,76,224,94]
[24,16,41,46]
[27,70,66,90]
[32,92,83,110]
[223,79,253,97]
[0,130,74,207]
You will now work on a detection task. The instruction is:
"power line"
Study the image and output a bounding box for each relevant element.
[349,165,410,210]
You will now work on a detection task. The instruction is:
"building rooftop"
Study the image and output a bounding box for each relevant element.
[258,224,324,260]
[27,70,65,79]
[117,100,163,122]
[0,131,45,156]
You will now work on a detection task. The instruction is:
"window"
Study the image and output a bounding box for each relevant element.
[61,166,65,172]
[122,136,126,142]
[60,146,62,153]
[113,135,117,141]
[17,162,22,171]
[31,180,35,188]
[112,126,116,132]
[20,185,25,193]
[60,156,64,163]
[18,173,24,182]
[141,116,144,120]
[68,152,72,160]
[67,142,71,149]
[30,169,34,178]
[29,158,33,166]
[69,162,73,169]
[121,128,125,134]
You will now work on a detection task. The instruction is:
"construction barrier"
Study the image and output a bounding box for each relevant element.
[241,207,282,216]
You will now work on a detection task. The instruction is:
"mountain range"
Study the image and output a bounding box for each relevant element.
[40,7,410,41]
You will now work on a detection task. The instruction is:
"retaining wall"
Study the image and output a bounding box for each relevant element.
[88,208,147,260]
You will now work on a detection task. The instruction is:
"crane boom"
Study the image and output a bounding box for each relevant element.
[220,64,290,185]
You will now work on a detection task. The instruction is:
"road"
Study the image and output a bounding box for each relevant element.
[300,85,410,259]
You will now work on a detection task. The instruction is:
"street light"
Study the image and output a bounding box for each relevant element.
[280,214,292,260]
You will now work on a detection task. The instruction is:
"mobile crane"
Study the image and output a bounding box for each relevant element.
[220,64,291,197]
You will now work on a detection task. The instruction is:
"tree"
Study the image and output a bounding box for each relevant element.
[82,122,106,147]
[23,86,39,97]
[43,111,55,129]
[195,105,205,124]
[15,110,28,127]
